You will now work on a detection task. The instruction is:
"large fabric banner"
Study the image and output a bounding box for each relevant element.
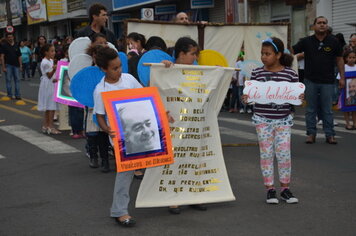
[136,64,236,207]
[203,26,244,67]
[243,25,288,62]
[243,25,297,73]
[127,21,289,69]
[127,21,199,48]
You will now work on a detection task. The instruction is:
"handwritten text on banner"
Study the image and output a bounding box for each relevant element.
[244,80,305,105]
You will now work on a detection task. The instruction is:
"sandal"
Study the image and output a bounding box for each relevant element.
[41,126,48,134]
[47,127,62,135]
[115,217,136,227]
[345,125,354,130]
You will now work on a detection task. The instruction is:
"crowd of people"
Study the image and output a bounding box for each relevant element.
[0,2,355,228]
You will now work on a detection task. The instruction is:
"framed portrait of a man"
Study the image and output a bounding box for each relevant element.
[54,61,84,108]
[101,87,173,172]
[340,71,356,112]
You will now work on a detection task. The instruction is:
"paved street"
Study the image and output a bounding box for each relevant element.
[0,74,356,235]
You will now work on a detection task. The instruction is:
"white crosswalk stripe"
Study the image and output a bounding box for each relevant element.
[219,126,257,141]
[218,115,346,141]
[0,125,80,154]
[0,154,6,159]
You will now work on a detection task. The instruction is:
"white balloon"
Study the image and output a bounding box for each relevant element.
[107,42,118,52]
[68,54,93,79]
[68,37,91,60]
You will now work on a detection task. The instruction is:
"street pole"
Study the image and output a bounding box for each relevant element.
[5,0,12,26]
[244,0,248,23]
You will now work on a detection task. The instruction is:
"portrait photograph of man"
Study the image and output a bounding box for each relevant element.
[116,99,162,155]
[346,78,356,105]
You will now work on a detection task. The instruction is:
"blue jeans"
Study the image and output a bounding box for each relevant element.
[68,106,84,134]
[304,79,335,137]
[230,84,246,110]
[237,86,246,110]
[22,62,31,79]
[4,64,20,97]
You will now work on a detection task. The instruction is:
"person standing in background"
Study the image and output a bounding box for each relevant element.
[19,40,32,81]
[76,3,118,48]
[175,12,190,23]
[292,16,345,145]
[0,33,22,100]
[32,36,47,78]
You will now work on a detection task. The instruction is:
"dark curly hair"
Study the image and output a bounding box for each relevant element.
[94,46,119,69]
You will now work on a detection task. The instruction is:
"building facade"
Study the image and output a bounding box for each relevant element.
[1,0,355,45]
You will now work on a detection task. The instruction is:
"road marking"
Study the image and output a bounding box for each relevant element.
[0,154,5,159]
[219,126,258,141]
[0,104,42,119]
[0,125,80,154]
[28,83,40,88]
[292,119,354,134]
[0,91,38,104]
[218,116,342,139]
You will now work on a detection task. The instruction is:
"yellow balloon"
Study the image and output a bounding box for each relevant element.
[198,49,228,67]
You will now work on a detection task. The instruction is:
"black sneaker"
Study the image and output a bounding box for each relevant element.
[266,189,279,204]
[89,158,99,168]
[280,189,299,204]
[101,160,110,173]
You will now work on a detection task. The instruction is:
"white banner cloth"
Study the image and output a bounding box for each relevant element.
[203,26,244,67]
[136,64,236,207]
[127,22,199,48]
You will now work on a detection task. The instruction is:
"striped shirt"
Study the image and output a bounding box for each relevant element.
[250,66,299,119]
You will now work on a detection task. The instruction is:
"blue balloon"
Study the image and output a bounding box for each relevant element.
[240,60,264,78]
[70,66,105,108]
[118,52,128,73]
[137,49,174,87]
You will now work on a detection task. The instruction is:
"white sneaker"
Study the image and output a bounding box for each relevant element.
[334,121,338,126]
[247,109,252,114]
[317,120,323,125]
[239,108,245,114]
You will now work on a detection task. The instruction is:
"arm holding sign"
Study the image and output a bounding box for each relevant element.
[96,114,116,138]
[337,56,345,89]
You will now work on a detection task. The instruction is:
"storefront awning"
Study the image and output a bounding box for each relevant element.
[48,9,87,22]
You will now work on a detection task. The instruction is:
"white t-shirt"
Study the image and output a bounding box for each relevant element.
[93,73,142,115]
[337,64,356,80]
[232,60,245,86]
[40,58,55,80]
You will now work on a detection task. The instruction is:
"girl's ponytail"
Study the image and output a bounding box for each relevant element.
[280,53,294,67]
